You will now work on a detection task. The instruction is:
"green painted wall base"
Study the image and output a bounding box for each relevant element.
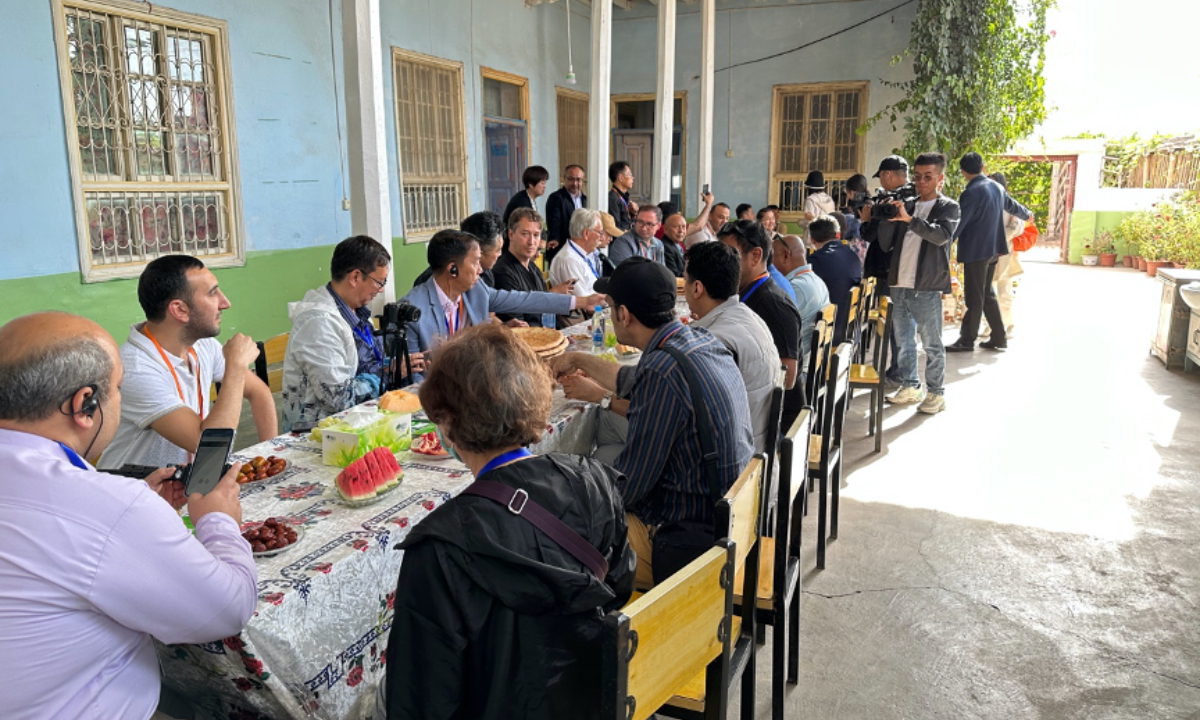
[0,239,427,343]
[1068,210,1134,264]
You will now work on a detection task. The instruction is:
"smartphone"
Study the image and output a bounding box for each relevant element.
[185,428,236,496]
[702,183,710,196]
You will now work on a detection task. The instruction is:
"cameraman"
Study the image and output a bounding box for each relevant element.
[874,152,961,415]
[280,236,425,432]
[859,155,912,387]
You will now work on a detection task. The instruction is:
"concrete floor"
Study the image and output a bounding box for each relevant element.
[758,256,1200,719]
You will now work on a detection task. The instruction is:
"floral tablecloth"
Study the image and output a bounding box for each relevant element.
[158,386,601,720]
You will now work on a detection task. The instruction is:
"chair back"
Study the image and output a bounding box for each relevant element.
[719,455,763,575]
[854,278,878,362]
[842,284,862,348]
[779,408,813,539]
[602,542,735,720]
[255,333,289,393]
[761,369,787,523]
[870,296,892,373]
[804,304,836,432]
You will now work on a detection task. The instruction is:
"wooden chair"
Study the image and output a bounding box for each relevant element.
[254,333,289,393]
[658,455,765,720]
[812,343,853,569]
[803,304,836,509]
[735,407,813,720]
[849,296,893,452]
[601,542,735,720]
[853,277,879,363]
[840,284,862,351]
[760,369,787,536]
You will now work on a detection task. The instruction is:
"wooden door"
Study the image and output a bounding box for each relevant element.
[485,119,526,216]
[613,130,654,207]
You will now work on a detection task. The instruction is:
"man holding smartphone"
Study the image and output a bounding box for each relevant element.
[98,255,277,471]
[0,312,256,720]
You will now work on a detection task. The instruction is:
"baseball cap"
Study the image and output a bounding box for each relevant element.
[599,211,624,238]
[872,155,909,178]
[593,257,676,322]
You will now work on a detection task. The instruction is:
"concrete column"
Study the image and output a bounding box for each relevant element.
[588,0,613,208]
[651,0,676,206]
[696,0,716,211]
[342,0,395,302]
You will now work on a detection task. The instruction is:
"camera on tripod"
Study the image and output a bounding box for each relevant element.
[381,301,421,328]
[377,301,422,390]
[868,184,920,220]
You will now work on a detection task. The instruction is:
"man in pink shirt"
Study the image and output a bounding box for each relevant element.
[0,312,257,720]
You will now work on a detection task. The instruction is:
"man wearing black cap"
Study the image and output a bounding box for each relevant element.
[947,152,1031,352]
[860,154,912,386]
[549,258,753,587]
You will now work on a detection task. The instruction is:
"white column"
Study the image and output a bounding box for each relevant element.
[696,0,716,211]
[651,0,676,205]
[588,0,613,207]
[342,0,396,303]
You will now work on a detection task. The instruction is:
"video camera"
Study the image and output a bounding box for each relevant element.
[868,184,920,220]
[381,301,421,328]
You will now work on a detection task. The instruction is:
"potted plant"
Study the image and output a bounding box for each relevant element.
[1095,232,1117,267]
[1081,242,1099,266]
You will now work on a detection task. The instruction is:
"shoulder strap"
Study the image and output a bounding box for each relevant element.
[660,345,722,508]
[461,480,609,580]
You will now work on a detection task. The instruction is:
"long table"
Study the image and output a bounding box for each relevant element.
[158,359,603,719]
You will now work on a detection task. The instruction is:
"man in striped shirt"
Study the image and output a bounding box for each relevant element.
[550,258,753,586]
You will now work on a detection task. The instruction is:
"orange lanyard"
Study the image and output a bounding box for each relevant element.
[142,327,205,420]
[443,297,464,336]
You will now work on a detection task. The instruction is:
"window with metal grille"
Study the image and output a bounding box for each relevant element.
[769,82,868,218]
[393,49,467,241]
[556,88,589,191]
[53,0,242,282]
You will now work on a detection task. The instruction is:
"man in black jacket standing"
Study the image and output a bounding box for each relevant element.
[607,161,637,233]
[948,152,1030,352]
[859,155,911,387]
[544,165,586,263]
[875,152,961,415]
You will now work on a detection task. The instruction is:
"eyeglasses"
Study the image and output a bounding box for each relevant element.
[363,271,388,291]
[634,220,658,227]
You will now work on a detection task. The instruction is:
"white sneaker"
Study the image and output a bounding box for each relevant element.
[886,386,926,405]
[918,393,945,414]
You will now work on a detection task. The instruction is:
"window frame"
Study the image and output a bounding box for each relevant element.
[50,0,244,282]
[767,81,869,223]
[555,86,589,195]
[391,47,469,244]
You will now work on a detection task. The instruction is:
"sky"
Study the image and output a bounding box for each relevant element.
[1037,0,1200,140]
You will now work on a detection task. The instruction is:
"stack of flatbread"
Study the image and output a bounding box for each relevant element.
[511,326,569,360]
[676,276,686,295]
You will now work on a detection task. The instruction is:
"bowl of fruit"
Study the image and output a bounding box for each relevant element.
[237,455,287,484]
[241,517,302,556]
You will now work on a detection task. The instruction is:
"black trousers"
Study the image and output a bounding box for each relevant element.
[958,257,1005,345]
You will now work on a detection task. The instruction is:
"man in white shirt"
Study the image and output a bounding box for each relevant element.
[685,199,729,249]
[684,241,782,453]
[0,312,256,720]
[550,207,605,297]
[98,255,275,470]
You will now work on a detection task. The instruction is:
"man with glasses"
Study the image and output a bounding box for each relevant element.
[281,235,422,432]
[545,165,587,263]
[550,208,606,297]
[609,206,666,266]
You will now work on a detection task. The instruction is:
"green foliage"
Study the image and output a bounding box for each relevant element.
[1114,192,1200,267]
[866,0,1054,167]
[1100,134,1200,188]
[986,157,1052,221]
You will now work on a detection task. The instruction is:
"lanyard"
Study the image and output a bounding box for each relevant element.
[476,447,533,478]
[740,273,771,303]
[638,241,652,259]
[142,326,204,421]
[441,297,464,337]
[352,321,384,363]
[57,442,90,471]
[570,242,599,278]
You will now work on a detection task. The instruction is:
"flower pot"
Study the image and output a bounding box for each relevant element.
[1099,253,1117,267]
[1137,257,1147,271]
[1082,254,1099,266]
[1146,260,1168,277]
[1122,255,1134,268]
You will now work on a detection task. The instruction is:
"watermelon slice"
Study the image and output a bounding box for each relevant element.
[335,447,403,502]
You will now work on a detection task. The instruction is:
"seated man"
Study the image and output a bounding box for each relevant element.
[549,207,605,297]
[98,255,275,470]
[281,236,420,432]
[405,230,603,366]
[608,205,666,267]
[492,208,577,325]
[773,233,831,366]
[684,241,781,453]
[550,258,753,586]
[685,200,730,249]
[808,215,864,343]
[411,211,504,290]
[0,312,256,719]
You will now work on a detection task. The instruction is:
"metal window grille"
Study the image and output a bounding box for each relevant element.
[59,2,239,280]
[771,84,866,214]
[394,52,467,238]
[556,90,589,190]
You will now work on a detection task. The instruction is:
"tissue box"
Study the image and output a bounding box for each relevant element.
[321,409,412,467]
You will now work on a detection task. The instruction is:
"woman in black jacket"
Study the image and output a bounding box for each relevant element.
[384,322,635,720]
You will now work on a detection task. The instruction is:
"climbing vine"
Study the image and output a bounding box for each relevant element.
[865,0,1054,181]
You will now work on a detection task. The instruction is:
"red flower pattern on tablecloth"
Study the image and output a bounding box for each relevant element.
[242,656,264,676]
[380,649,387,665]
[346,665,363,687]
[352,539,369,552]
[233,677,254,692]
[261,592,284,605]
[392,516,409,528]
[387,591,395,610]
[277,483,322,500]
[421,500,436,511]
[223,635,244,652]
[310,562,333,574]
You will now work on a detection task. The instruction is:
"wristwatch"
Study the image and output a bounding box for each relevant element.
[600,391,615,410]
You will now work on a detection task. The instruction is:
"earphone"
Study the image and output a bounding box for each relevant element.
[449,264,459,277]
[60,384,99,418]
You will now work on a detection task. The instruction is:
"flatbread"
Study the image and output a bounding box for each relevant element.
[512,326,565,353]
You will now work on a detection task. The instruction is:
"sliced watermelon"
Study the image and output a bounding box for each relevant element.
[375,447,402,488]
[335,447,402,501]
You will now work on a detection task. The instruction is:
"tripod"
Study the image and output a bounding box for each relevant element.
[380,321,415,390]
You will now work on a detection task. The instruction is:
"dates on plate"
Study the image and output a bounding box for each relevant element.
[242,517,299,554]
[237,455,287,484]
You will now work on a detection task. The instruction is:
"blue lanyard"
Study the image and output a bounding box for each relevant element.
[476,448,532,478]
[570,242,599,278]
[57,442,90,471]
[740,273,771,303]
[352,322,384,362]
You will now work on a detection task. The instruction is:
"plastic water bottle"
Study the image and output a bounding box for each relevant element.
[591,306,604,352]
[541,312,556,329]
